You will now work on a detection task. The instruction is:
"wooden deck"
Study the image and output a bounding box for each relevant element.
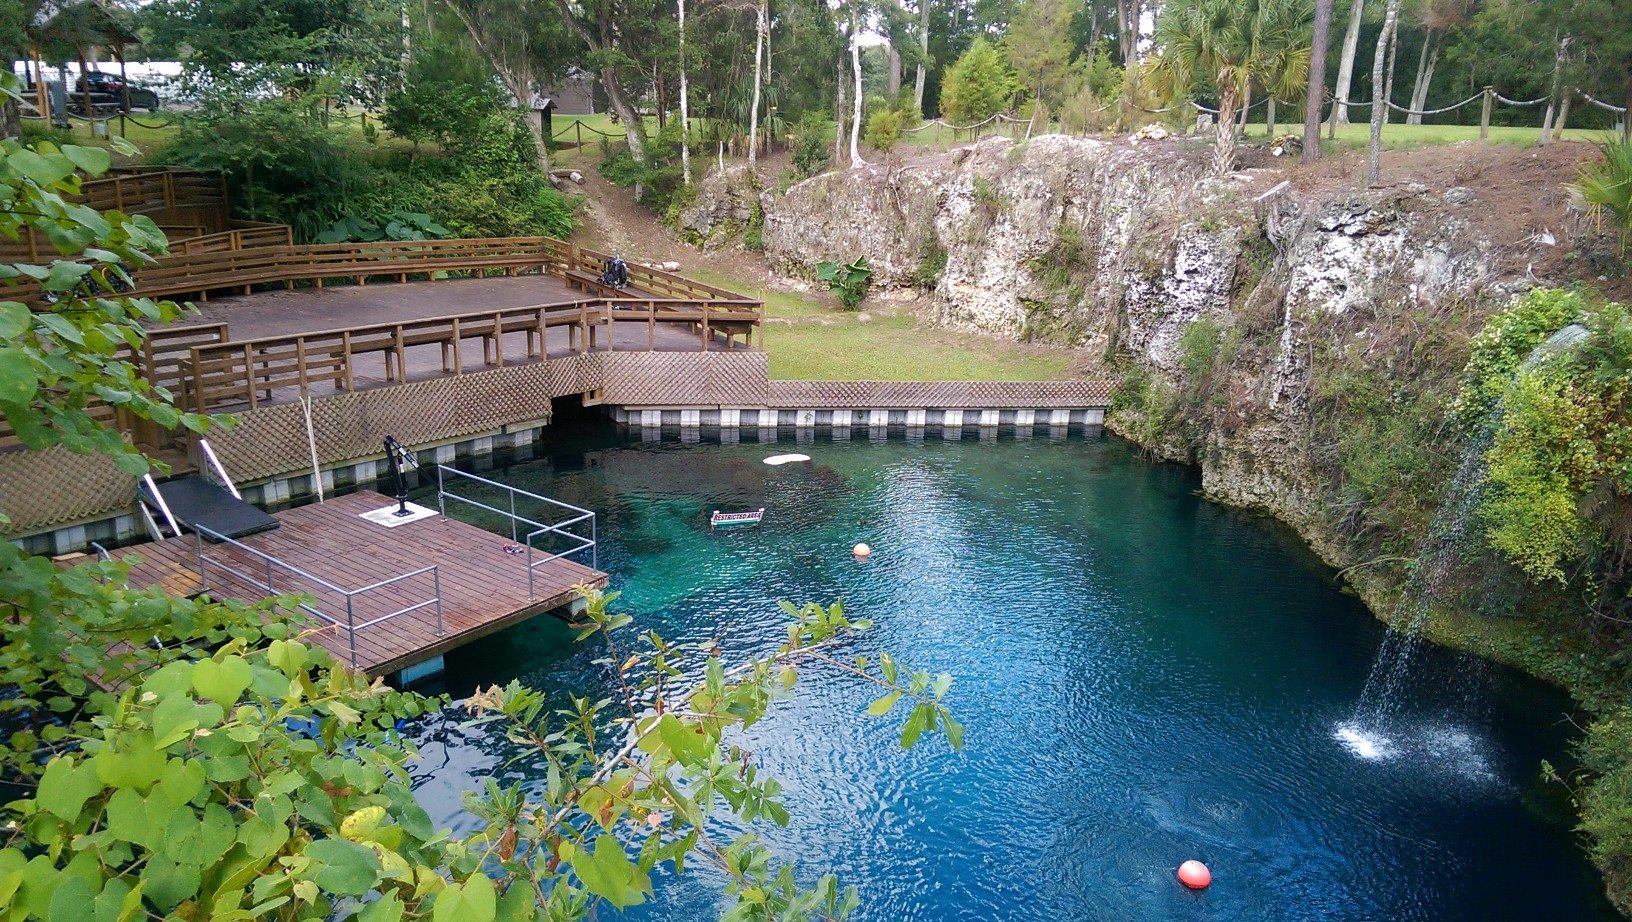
[117,490,607,676]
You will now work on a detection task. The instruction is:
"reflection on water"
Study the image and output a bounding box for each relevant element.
[406,421,1614,921]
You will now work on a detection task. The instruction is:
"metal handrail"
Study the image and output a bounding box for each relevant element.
[435,465,598,596]
[191,524,443,668]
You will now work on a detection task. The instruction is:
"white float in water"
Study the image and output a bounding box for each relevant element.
[763,453,811,466]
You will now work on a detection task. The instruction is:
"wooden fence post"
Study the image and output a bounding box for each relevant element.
[1479,87,1493,142]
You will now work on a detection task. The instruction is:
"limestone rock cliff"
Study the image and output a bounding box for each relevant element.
[747,135,1589,572]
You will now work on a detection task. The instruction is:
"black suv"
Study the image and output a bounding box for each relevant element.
[73,71,160,112]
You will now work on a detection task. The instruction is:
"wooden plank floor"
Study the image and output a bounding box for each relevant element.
[117,491,607,676]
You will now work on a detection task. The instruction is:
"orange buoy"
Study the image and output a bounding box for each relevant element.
[1177,860,1211,890]
[852,543,872,559]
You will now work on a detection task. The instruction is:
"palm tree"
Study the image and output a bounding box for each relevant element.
[1302,0,1335,162]
[1150,0,1313,176]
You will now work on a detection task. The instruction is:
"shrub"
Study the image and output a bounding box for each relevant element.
[816,256,872,308]
[792,111,835,176]
[939,38,1018,124]
[1572,140,1632,256]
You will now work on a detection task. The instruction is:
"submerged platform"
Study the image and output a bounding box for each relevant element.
[118,490,606,677]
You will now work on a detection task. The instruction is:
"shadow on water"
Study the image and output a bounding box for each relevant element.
[405,419,1615,921]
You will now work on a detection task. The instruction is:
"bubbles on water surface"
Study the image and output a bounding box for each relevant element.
[1334,722,1395,762]
[1334,720,1502,789]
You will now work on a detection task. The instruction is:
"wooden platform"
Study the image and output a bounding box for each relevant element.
[117,490,607,676]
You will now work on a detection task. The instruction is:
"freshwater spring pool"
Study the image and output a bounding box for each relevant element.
[407,422,1614,920]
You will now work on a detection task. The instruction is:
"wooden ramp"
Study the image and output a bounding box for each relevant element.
[118,490,607,676]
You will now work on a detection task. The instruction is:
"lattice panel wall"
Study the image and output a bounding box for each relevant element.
[598,352,771,406]
[0,447,134,536]
[211,362,558,483]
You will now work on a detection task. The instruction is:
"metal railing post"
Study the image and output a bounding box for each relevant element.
[437,464,446,518]
[345,595,358,668]
[265,557,274,592]
[591,515,598,570]
[510,489,518,542]
[433,568,444,635]
[195,529,208,590]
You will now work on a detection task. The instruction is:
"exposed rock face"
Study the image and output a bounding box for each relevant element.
[745,134,1559,571]
[677,166,760,249]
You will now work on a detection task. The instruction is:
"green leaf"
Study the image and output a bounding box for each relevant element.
[570,834,648,909]
[94,730,167,790]
[47,875,95,922]
[865,691,902,717]
[191,655,253,703]
[305,838,382,897]
[35,755,103,821]
[0,302,29,338]
[433,875,496,922]
[61,145,112,176]
[359,892,405,922]
[0,349,38,405]
[10,148,75,186]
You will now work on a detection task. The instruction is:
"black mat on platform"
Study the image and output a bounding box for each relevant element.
[140,476,281,541]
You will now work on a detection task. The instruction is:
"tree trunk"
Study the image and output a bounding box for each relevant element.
[1267,96,1277,138]
[1406,30,1436,125]
[850,29,866,166]
[1367,0,1402,186]
[836,48,848,164]
[914,0,929,114]
[1,97,18,140]
[1303,0,1334,161]
[749,0,766,169]
[888,43,902,99]
[1541,35,1570,146]
[679,0,691,184]
[1240,82,1252,132]
[1380,15,1399,125]
[1213,79,1239,176]
[1552,91,1573,138]
[1116,0,1131,65]
[1332,0,1364,126]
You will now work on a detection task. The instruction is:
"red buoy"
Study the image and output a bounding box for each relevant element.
[1177,860,1212,890]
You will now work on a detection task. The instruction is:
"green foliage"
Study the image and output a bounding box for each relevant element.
[1579,708,1632,915]
[1467,293,1632,587]
[791,112,835,177]
[938,38,1019,124]
[1453,288,1588,431]
[815,256,873,309]
[1572,141,1632,258]
[597,120,687,219]
[865,107,905,159]
[383,31,508,149]
[913,237,949,289]
[155,103,574,242]
[315,210,452,244]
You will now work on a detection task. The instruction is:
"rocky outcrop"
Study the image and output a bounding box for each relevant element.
[747,134,1571,572]
[676,166,761,249]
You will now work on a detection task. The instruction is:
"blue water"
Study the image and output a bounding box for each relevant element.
[408,422,1614,921]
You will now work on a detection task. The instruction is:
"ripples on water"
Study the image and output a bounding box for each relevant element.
[407,424,1613,921]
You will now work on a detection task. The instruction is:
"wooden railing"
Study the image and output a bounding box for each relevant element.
[178,297,762,413]
[1,168,230,263]
[167,222,294,257]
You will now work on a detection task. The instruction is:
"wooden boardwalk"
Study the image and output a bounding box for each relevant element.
[118,491,606,676]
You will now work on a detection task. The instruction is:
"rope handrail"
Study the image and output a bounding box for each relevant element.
[1385,91,1486,117]
[1576,89,1628,115]
[1493,92,1550,107]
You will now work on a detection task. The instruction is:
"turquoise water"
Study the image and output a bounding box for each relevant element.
[408,421,1614,920]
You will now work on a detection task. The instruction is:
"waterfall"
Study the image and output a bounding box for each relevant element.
[1337,323,1590,758]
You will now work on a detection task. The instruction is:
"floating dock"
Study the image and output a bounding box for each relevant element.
[118,487,606,679]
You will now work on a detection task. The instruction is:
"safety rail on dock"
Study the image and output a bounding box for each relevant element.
[191,524,444,668]
[434,465,597,599]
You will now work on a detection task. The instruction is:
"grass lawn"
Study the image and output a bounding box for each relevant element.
[685,268,1078,382]
[1240,120,1620,151]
